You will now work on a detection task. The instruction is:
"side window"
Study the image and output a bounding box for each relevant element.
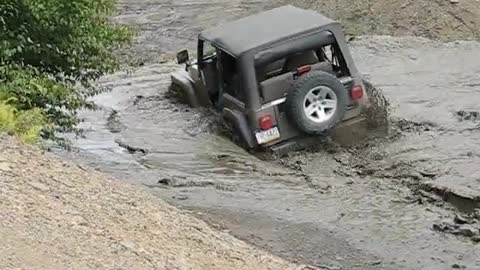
[198,41,217,69]
[221,52,245,102]
[316,43,349,77]
[203,42,216,58]
[318,45,333,63]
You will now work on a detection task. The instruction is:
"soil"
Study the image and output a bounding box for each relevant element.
[115,0,480,65]
[277,0,480,42]
[0,135,305,270]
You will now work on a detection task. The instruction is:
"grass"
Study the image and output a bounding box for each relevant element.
[0,101,46,143]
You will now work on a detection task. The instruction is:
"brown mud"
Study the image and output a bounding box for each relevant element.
[53,0,480,269]
[277,0,480,42]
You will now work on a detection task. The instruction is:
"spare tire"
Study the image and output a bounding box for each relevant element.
[285,71,348,135]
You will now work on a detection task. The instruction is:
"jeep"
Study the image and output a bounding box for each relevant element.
[170,5,369,152]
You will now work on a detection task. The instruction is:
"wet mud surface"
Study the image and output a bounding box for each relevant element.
[277,0,480,42]
[56,0,480,269]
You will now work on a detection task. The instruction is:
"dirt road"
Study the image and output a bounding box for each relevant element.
[52,0,480,269]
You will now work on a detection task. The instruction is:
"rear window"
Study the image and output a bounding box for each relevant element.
[255,42,349,83]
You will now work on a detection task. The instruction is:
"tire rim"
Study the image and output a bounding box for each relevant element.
[303,86,338,123]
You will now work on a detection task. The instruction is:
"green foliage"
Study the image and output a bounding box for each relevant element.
[0,64,88,136]
[0,0,132,142]
[0,101,46,143]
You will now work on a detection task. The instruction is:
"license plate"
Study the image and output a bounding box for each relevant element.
[255,127,280,144]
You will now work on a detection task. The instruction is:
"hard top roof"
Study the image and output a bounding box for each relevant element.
[199,5,338,57]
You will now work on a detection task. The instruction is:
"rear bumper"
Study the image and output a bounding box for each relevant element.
[261,115,368,155]
[257,100,366,145]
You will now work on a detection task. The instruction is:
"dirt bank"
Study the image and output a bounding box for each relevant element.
[0,135,306,270]
[277,0,480,41]
[115,0,480,65]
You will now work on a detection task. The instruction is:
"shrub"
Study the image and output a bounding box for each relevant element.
[0,0,132,142]
[0,65,82,135]
[0,101,46,143]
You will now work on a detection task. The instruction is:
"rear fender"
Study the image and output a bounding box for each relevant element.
[223,108,257,148]
[170,70,200,108]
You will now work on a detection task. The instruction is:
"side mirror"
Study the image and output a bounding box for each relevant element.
[176,50,190,65]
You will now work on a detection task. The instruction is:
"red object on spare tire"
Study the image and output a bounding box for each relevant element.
[285,71,348,135]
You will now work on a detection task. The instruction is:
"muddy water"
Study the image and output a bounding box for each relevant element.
[352,36,480,203]
[56,1,480,269]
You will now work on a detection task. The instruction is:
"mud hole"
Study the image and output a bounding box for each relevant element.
[276,90,480,241]
[52,0,480,269]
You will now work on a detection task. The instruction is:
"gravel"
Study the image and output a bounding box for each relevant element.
[0,135,306,270]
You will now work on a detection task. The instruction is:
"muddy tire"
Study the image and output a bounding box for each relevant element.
[285,71,348,135]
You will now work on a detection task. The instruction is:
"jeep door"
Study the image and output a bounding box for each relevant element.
[197,40,220,104]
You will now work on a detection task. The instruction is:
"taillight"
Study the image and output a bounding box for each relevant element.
[351,84,364,100]
[259,115,273,130]
[295,65,312,76]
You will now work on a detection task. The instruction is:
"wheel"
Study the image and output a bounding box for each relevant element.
[285,71,348,134]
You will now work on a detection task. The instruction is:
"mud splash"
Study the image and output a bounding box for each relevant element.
[363,80,390,131]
